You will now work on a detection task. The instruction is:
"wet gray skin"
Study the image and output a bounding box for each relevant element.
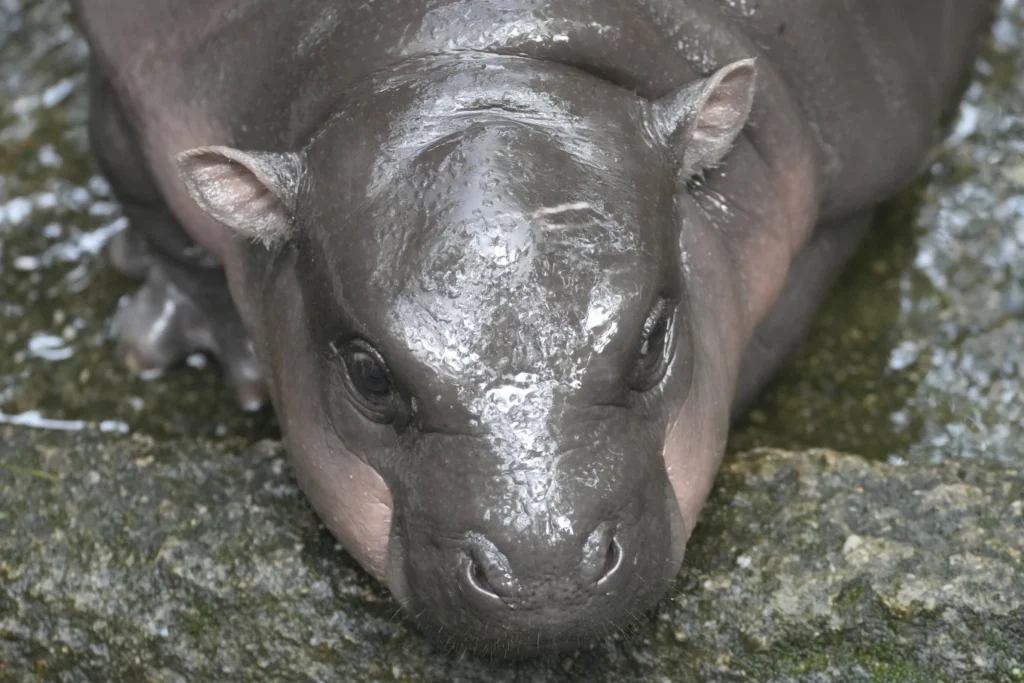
[69,0,993,655]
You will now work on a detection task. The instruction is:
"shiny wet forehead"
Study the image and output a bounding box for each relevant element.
[373,121,663,383]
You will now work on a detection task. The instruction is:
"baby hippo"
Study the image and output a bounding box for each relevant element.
[72,0,990,655]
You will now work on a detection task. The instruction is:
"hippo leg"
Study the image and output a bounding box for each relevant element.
[731,210,874,420]
[87,61,267,411]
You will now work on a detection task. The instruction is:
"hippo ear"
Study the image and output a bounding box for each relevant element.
[176,146,304,248]
[652,58,757,178]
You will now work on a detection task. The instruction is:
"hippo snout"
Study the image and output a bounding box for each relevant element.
[391,467,684,655]
[447,521,625,609]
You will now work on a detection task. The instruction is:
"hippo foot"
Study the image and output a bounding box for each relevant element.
[108,232,267,412]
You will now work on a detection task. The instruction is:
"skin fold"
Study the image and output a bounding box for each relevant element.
[72,0,992,655]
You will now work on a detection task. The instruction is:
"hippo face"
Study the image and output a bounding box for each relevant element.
[302,109,692,647]
[178,53,756,654]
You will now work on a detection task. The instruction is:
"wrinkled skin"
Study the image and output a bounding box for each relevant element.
[72,0,991,655]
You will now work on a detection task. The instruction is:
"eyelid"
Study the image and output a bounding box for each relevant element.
[333,337,405,424]
[628,295,677,392]
[641,297,672,338]
[340,338,393,374]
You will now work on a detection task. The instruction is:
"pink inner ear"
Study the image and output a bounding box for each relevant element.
[188,154,274,213]
[697,68,756,138]
[220,158,279,214]
[178,146,297,246]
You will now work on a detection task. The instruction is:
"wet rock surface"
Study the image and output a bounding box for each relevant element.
[2,428,1022,682]
[1,0,1022,680]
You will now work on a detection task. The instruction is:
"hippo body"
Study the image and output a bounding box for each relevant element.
[72,0,991,655]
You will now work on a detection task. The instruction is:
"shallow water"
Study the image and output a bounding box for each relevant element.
[1,0,1021,464]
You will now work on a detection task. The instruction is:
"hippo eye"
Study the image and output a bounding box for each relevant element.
[339,339,398,422]
[630,300,674,391]
[350,351,392,395]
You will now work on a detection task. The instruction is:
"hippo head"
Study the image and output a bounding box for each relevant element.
[177,53,757,655]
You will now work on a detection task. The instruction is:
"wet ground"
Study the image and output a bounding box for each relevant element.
[1,0,1022,680]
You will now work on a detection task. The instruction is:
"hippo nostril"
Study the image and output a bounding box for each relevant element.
[593,532,622,589]
[582,523,627,588]
[463,553,501,601]
[472,559,493,593]
[457,535,516,605]
[597,535,623,585]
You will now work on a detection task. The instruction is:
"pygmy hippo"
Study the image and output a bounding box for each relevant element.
[72,0,991,655]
